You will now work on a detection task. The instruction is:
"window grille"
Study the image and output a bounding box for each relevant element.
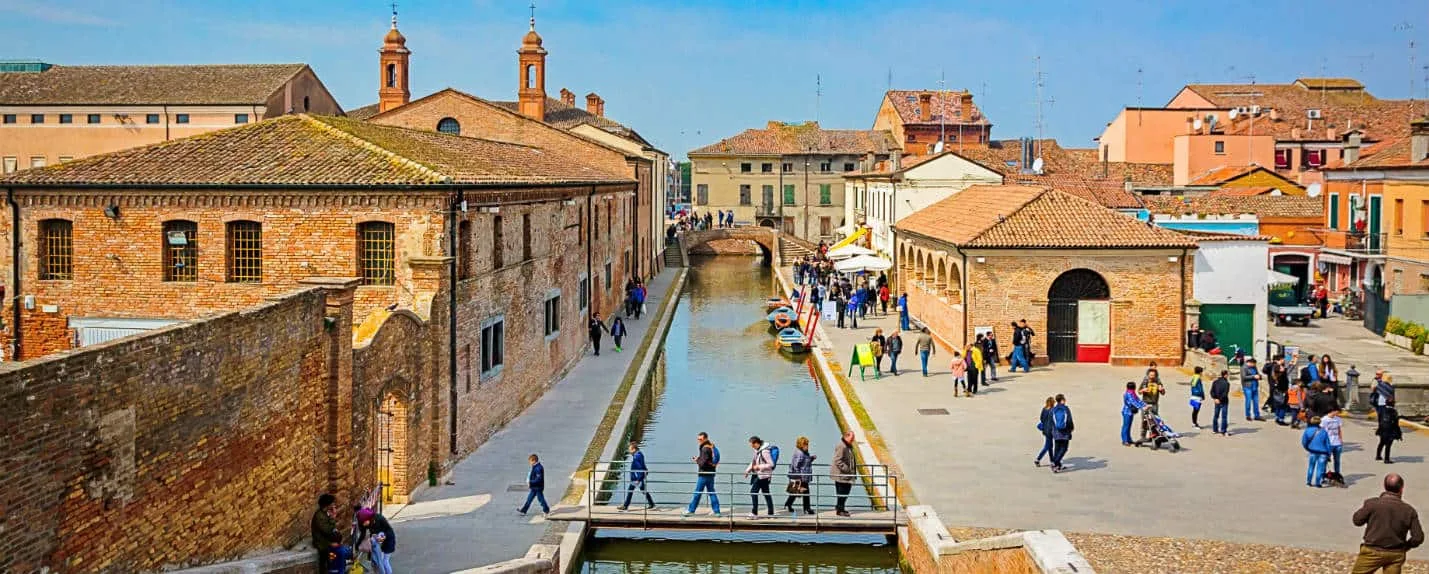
[163,220,198,282]
[39,219,72,280]
[357,222,396,285]
[226,221,262,283]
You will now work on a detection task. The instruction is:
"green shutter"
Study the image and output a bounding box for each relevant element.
[819,184,831,205]
[1329,193,1339,230]
[783,184,795,205]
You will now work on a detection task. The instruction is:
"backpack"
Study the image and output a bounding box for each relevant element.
[1053,406,1073,432]
[767,445,780,467]
[710,445,721,466]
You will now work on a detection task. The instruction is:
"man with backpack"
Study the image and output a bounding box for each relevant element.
[1049,394,1074,473]
[1302,416,1332,488]
[684,432,722,516]
[744,436,778,517]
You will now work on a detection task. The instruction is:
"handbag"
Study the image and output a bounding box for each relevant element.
[785,479,809,494]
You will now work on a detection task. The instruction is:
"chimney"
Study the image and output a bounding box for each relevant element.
[865,151,875,171]
[891,149,903,171]
[1412,117,1429,163]
[960,93,973,121]
[1343,131,1363,165]
[560,88,575,106]
[918,93,932,122]
[1268,108,1280,121]
[586,92,604,117]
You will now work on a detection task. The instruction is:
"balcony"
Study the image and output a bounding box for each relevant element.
[1322,230,1386,255]
[755,204,781,218]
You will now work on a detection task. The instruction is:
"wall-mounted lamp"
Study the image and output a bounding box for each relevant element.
[1167,256,1179,262]
[102,204,120,219]
[976,257,986,264]
[562,199,578,206]
[459,200,469,213]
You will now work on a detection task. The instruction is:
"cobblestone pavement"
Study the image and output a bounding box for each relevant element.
[790,269,1429,563]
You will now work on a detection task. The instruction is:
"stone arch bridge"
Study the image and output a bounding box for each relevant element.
[682,227,817,265]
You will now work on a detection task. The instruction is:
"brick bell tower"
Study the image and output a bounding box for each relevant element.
[517,4,547,121]
[378,9,410,114]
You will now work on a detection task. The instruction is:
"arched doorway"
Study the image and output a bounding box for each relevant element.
[376,392,409,504]
[1047,269,1111,363]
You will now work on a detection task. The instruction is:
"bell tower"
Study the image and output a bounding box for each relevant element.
[517,3,547,121]
[378,6,410,114]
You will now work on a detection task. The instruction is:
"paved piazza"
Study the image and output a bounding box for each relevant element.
[819,310,1429,556]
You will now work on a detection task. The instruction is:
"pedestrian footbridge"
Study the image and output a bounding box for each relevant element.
[544,461,905,534]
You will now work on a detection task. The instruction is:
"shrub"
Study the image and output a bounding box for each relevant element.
[1406,322,1427,341]
[1413,334,1426,355]
[1387,316,1407,336]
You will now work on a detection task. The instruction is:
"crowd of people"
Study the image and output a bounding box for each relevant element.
[676,430,864,518]
[310,493,398,574]
[667,209,737,233]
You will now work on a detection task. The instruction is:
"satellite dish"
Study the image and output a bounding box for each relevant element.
[1193,118,1203,131]
[1306,183,1322,197]
[933,140,945,153]
[1031,157,1045,174]
[1228,109,1239,120]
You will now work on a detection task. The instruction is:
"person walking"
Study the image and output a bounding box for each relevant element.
[1324,408,1346,486]
[1049,394,1074,473]
[619,441,656,511]
[1372,373,1396,423]
[518,454,550,515]
[950,349,967,397]
[634,282,647,320]
[1351,473,1424,573]
[1139,368,1165,416]
[966,342,984,395]
[783,436,816,515]
[684,432,722,516]
[589,313,610,356]
[1210,369,1232,436]
[916,328,935,377]
[1377,405,1404,464]
[1270,354,1291,425]
[870,329,887,374]
[832,430,857,517]
[744,436,776,518]
[1121,382,1146,446]
[356,508,397,574]
[1302,416,1332,487]
[886,330,903,376]
[1242,358,1264,421]
[311,494,341,573]
[835,291,847,329]
[1035,396,1056,467]
[983,332,1000,382]
[611,317,629,353]
[1189,366,1206,429]
[878,284,891,316]
[898,293,910,330]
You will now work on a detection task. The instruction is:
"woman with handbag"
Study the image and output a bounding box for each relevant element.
[783,436,816,515]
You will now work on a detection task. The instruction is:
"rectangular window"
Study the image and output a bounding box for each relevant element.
[2,157,15,173]
[1421,201,1429,237]
[38,219,73,281]
[87,114,101,124]
[819,184,832,205]
[480,317,505,376]
[844,162,855,172]
[761,185,774,208]
[1306,149,1326,168]
[464,344,472,392]
[522,213,532,260]
[820,216,832,236]
[783,184,796,205]
[1213,141,1225,154]
[740,163,752,173]
[29,114,43,124]
[739,184,751,206]
[906,133,916,143]
[606,203,612,241]
[696,184,708,206]
[58,114,72,124]
[145,114,160,124]
[1275,149,1291,170]
[782,163,793,173]
[1395,199,1405,235]
[163,220,198,282]
[175,114,190,124]
[1328,193,1339,230]
[820,162,832,173]
[234,113,249,124]
[225,220,262,283]
[357,221,396,285]
[579,274,589,312]
[29,156,45,168]
[2,114,14,124]
[544,293,561,338]
[57,156,71,163]
[492,215,504,269]
[604,261,612,293]
[458,220,473,279]
[761,163,773,173]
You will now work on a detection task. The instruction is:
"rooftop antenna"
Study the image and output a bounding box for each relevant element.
[1136,66,1144,126]
[390,1,398,27]
[815,74,822,123]
[886,67,893,91]
[1396,22,1416,113]
[1034,56,1045,162]
[938,70,946,150]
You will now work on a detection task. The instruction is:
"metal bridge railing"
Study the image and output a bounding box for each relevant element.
[585,461,899,531]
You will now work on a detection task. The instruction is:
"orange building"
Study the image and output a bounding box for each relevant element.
[0,61,341,173]
[873,90,992,156]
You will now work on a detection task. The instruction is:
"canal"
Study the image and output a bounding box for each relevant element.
[577,256,898,573]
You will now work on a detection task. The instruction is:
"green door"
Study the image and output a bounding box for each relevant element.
[1369,195,1383,252]
[1199,303,1255,356]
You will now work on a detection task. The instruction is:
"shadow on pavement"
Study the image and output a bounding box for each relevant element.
[1058,456,1108,472]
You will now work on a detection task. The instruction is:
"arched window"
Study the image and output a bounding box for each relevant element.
[303,95,310,112]
[437,117,461,135]
[225,220,262,283]
[526,65,536,89]
[163,220,198,282]
[358,221,396,286]
[38,219,73,280]
[386,63,397,88]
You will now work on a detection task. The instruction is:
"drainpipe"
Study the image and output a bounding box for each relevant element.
[163,105,170,141]
[587,186,595,317]
[1180,247,1188,364]
[6,188,19,361]
[957,247,969,344]
[448,190,463,456]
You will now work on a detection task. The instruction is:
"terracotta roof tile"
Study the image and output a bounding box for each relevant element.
[883,90,991,127]
[346,103,381,121]
[490,97,651,146]
[1337,136,1429,169]
[0,114,630,187]
[1207,186,1279,197]
[1189,165,1261,185]
[1141,194,1323,219]
[1180,80,1414,142]
[0,64,308,105]
[690,121,899,156]
[895,184,1196,249]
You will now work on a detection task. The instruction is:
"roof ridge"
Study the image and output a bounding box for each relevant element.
[301,115,451,183]
[55,63,306,69]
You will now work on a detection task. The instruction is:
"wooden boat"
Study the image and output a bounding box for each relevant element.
[776,327,809,354]
[767,307,794,329]
[764,297,792,312]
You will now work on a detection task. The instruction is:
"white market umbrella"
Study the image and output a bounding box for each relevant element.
[1267,268,1300,288]
[834,254,893,273]
[827,244,876,260]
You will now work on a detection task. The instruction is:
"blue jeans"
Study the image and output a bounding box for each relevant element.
[1243,386,1260,419]
[1274,401,1287,423]
[1330,445,1343,475]
[520,488,549,513]
[1050,439,1070,467]
[1213,402,1229,433]
[889,352,900,375]
[1010,345,1030,372]
[1121,412,1134,444]
[370,544,393,574]
[1036,434,1052,462]
[984,361,997,381]
[900,312,910,331]
[919,350,930,376]
[1306,452,1328,486]
[686,474,720,514]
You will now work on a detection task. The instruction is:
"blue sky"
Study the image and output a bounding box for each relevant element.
[4,0,1427,159]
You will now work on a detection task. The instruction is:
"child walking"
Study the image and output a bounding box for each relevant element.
[518,454,550,515]
[950,349,966,397]
[611,317,628,352]
[1189,366,1205,428]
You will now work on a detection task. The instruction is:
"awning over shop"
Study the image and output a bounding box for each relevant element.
[1317,252,1353,265]
[834,254,893,273]
[1268,268,1300,287]
[827,244,876,260]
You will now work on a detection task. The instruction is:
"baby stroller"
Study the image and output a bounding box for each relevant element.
[1135,406,1182,452]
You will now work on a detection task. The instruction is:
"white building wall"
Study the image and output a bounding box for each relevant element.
[854,154,1002,257]
[1194,240,1270,360]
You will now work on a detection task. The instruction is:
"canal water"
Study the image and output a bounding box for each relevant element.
[578,256,897,573]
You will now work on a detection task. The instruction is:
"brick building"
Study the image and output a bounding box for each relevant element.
[0,61,342,173]
[348,14,667,280]
[872,90,992,156]
[893,184,1197,366]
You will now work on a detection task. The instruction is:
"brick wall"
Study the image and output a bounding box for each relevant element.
[0,289,332,573]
